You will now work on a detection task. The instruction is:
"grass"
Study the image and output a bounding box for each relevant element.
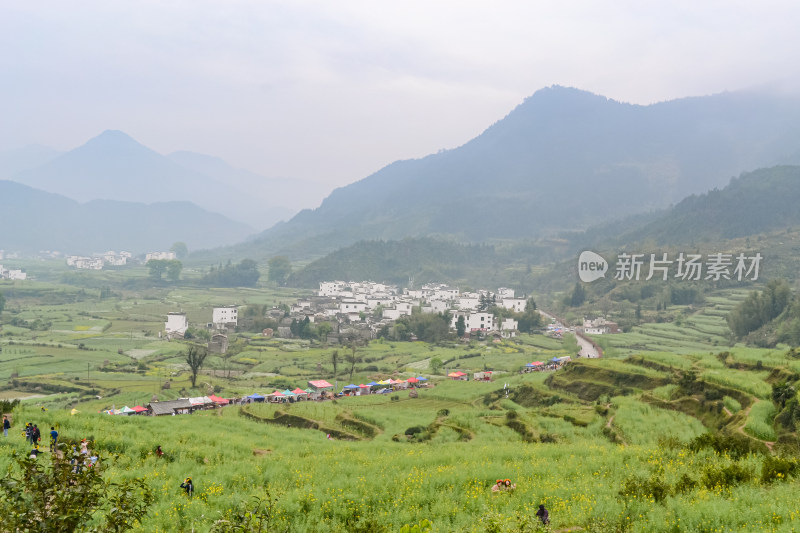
[611,395,707,446]
[744,400,778,441]
[700,369,772,399]
[723,395,742,414]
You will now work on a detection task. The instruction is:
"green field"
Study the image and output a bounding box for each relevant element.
[2,278,800,531]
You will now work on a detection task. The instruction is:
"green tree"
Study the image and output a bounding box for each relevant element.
[267,256,292,285]
[728,279,792,339]
[170,241,188,259]
[0,452,153,532]
[567,282,586,307]
[456,315,466,337]
[430,357,443,374]
[166,260,183,282]
[201,259,260,287]
[517,298,542,333]
[183,344,208,388]
[316,322,333,341]
[391,313,451,343]
[146,259,168,280]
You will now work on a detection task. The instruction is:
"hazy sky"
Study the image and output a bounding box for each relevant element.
[3,1,800,192]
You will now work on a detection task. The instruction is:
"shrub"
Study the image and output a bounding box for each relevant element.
[701,463,752,489]
[688,432,765,459]
[674,473,697,493]
[761,455,800,484]
[619,474,671,503]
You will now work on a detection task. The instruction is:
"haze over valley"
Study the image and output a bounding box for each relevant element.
[6,4,800,532]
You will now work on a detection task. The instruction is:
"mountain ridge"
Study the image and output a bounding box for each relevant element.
[0,180,253,254]
[239,85,800,260]
[8,130,325,230]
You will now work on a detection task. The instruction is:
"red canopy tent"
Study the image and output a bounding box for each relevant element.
[208,394,229,405]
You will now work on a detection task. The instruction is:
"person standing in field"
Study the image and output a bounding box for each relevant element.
[32,425,41,445]
[536,504,550,525]
[50,427,58,451]
[3,416,9,437]
[180,477,194,498]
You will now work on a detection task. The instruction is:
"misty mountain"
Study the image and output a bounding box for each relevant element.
[0,180,252,254]
[166,150,328,227]
[0,144,62,179]
[613,165,800,245]
[9,131,313,230]
[245,86,800,259]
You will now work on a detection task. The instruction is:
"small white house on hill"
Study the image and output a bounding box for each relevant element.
[165,312,188,339]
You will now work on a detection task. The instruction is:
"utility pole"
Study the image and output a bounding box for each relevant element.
[87,362,90,383]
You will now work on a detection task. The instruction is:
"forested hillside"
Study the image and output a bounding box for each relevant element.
[287,239,501,288]
[617,166,800,245]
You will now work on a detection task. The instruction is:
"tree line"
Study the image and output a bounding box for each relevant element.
[726,279,800,346]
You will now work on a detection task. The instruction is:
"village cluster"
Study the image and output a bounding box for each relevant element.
[0,265,26,281]
[66,250,174,270]
[162,281,534,352]
[315,281,526,333]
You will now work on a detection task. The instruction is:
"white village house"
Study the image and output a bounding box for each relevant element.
[212,306,238,329]
[165,312,189,338]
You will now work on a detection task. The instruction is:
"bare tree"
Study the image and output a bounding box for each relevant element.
[331,350,339,380]
[184,344,208,388]
[345,340,363,382]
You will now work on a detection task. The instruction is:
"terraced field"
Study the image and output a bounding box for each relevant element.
[591,288,751,355]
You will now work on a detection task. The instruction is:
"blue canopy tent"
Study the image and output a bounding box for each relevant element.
[416,377,428,381]
[246,393,265,402]
[551,357,561,363]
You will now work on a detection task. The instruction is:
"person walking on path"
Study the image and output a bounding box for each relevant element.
[3,416,9,437]
[50,427,58,451]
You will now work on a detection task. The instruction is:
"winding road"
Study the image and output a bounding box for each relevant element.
[575,333,601,358]
[539,309,601,358]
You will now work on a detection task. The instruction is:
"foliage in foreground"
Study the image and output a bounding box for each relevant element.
[0,451,153,532]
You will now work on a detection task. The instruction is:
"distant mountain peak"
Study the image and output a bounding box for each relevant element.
[83,129,147,150]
